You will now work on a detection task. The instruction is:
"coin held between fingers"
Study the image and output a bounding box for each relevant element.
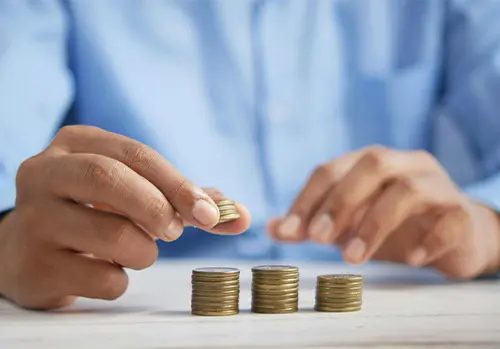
[215,200,241,225]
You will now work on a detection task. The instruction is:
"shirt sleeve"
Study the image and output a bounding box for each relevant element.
[441,1,500,213]
[0,0,73,213]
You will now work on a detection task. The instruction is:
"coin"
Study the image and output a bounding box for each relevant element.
[317,274,363,283]
[252,265,298,272]
[251,264,300,314]
[191,266,240,316]
[216,199,235,206]
[191,309,239,316]
[314,305,362,312]
[218,215,241,224]
[193,267,240,274]
[217,207,237,213]
[314,273,363,313]
[251,307,298,314]
[315,299,362,307]
[214,200,241,224]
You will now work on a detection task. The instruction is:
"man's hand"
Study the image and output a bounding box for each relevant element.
[268,146,500,279]
[0,126,250,309]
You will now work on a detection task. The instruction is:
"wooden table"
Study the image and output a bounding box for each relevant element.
[0,260,499,348]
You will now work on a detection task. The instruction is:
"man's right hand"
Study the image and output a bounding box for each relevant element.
[0,126,250,309]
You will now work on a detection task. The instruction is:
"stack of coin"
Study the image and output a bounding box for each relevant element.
[251,265,299,314]
[315,274,363,312]
[191,267,240,316]
[216,200,240,224]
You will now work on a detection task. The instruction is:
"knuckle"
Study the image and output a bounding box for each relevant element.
[362,146,390,172]
[124,145,157,172]
[99,269,129,300]
[145,196,171,220]
[55,125,79,140]
[16,156,41,187]
[134,241,159,270]
[425,230,450,251]
[313,163,334,181]
[331,191,352,214]
[394,176,419,196]
[112,221,134,247]
[364,216,383,236]
[170,177,189,199]
[413,150,438,167]
[83,158,124,190]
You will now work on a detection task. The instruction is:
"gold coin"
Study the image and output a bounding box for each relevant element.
[315,290,362,296]
[252,265,298,272]
[217,207,237,213]
[192,287,240,293]
[251,307,298,314]
[218,213,241,223]
[317,285,363,291]
[216,199,235,206]
[193,274,239,279]
[317,274,363,283]
[191,309,239,316]
[252,295,299,303]
[252,302,298,309]
[192,271,240,277]
[315,296,362,303]
[252,289,299,295]
[253,282,299,288]
[315,300,362,307]
[253,294,298,300]
[192,299,239,305]
[314,305,362,312]
[218,206,238,213]
[252,292,299,297]
[192,279,239,284]
[193,281,240,287]
[192,304,239,309]
[252,276,299,282]
[192,267,240,275]
[252,302,298,308]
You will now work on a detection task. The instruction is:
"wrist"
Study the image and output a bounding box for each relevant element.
[472,202,500,275]
[0,209,14,295]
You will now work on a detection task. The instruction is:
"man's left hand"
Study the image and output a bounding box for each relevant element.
[268,146,500,279]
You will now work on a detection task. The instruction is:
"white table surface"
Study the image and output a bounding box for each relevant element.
[0,260,499,349]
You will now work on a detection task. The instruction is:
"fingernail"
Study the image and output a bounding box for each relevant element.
[192,199,219,226]
[344,237,366,263]
[309,214,334,243]
[165,219,184,241]
[278,214,301,238]
[408,247,427,266]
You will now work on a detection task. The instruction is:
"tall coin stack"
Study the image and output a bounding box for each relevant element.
[216,200,240,224]
[315,274,363,312]
[251,265,299,314]
[191,267,240,316]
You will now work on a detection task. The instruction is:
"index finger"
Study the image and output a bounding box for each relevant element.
[273,149,365,241]
[50,126,219,229]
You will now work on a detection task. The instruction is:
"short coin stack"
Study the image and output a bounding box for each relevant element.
[216,200,240,224]
[191,267,240,316]
[251,265,299,314]
[315,274,363,312]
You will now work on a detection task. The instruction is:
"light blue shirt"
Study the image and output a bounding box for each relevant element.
[1,0,500,261]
